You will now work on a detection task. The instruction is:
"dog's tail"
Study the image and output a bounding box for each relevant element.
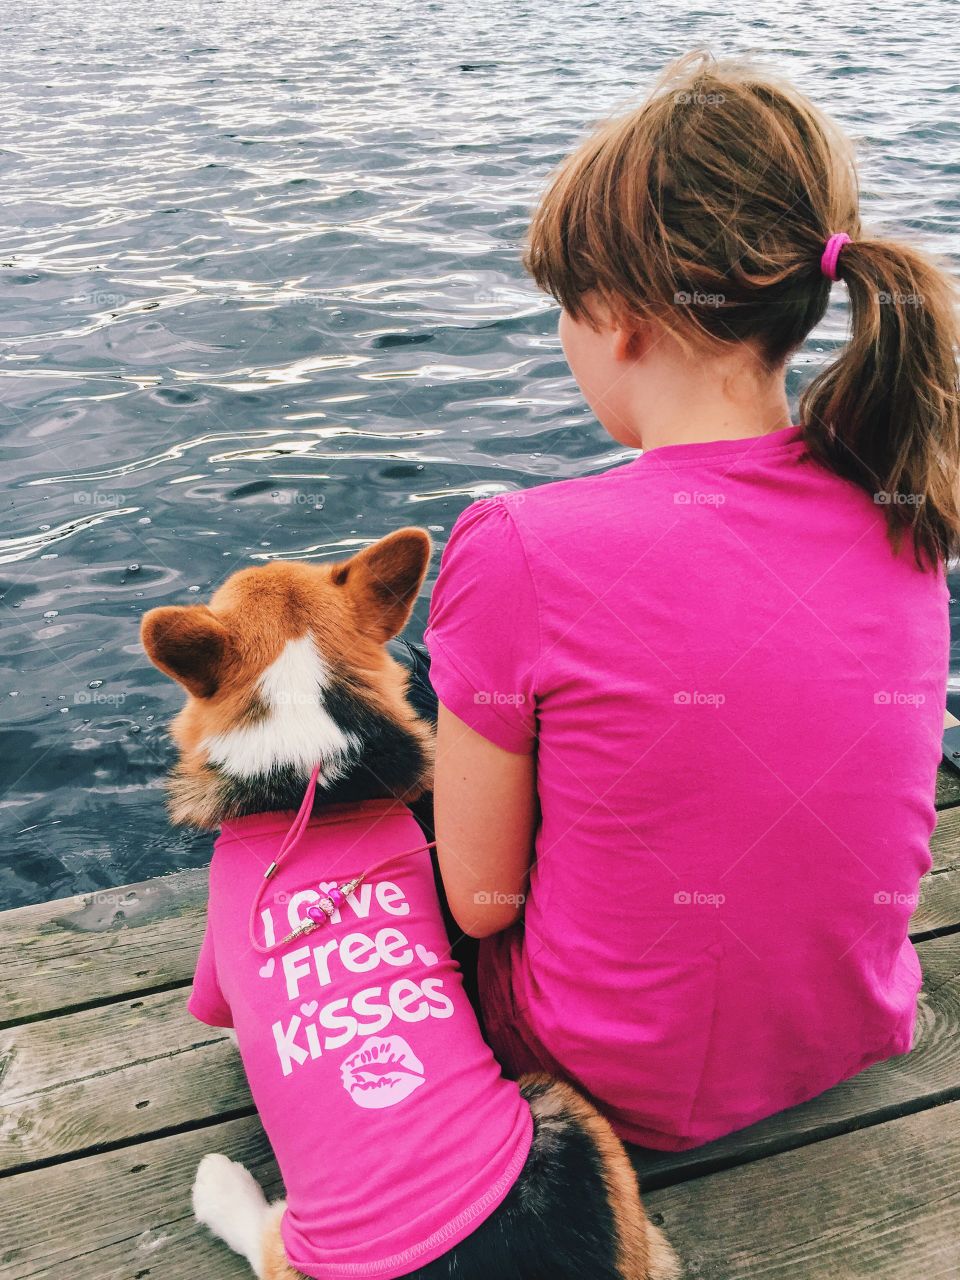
[644,1220,681,1280]
[519,1074,681,1280]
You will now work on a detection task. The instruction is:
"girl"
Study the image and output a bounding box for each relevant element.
[424,53,959,1152]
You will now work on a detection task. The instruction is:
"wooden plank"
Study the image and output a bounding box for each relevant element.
[3,1098,958,1280]
[915,802,960,935]
[3,924,958,1183]
[4,793,960,1025]
[645,1101,960,1279]
[916,867,960,936]
[937,712,959,805]
[0,870,208,1025]
[936,761,960,809]
[930,802,960,873]
[632,929,960,1187]
[0,990,250,1173]
[1,1115,281,1280]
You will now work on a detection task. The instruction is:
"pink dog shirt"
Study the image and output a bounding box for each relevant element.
[189,801,533,1278]
[425,425,947,1151]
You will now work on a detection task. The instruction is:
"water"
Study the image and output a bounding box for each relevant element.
[2,0,958,909]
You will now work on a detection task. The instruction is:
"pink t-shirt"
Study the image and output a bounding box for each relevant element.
[188,801,532,1278]
[425,425,948,1151]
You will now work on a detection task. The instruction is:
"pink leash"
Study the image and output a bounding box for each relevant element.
[246,764,436,955]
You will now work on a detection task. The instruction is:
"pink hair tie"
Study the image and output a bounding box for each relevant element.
[820,232,851,281]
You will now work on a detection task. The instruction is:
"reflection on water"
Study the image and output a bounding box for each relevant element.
[1,0,958,905]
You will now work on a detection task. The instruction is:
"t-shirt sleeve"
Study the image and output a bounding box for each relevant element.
[187,915,234,1028]
[424,497,540,754]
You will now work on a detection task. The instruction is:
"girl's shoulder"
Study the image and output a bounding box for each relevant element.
[449,457,643,550]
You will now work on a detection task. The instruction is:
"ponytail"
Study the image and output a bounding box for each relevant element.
[799,238,960,569]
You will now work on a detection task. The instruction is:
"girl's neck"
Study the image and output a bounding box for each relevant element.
[637,399,793,454]
[629,351,793,454]
[567,306,794,454]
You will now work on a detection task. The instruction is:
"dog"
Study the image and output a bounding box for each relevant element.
[141,527,678,1280]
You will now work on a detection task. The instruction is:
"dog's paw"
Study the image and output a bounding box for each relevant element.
[192,1153,268,1261]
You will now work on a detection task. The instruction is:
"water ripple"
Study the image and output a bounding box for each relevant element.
[0,507,139,564]
[1,0,958,906]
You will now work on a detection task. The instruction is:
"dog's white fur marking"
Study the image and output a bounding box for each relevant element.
[193,1153,270,1277]
[202,634,360,780]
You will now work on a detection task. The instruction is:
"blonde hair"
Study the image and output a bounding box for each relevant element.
[525,52,960,568]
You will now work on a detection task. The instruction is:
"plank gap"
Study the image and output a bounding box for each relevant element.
[636,1086,960,1192]
[0,980,193,1033]
[909,921,960,945]
[0,1102,258,1182]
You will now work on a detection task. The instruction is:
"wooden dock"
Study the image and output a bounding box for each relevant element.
[4,767,960,1279]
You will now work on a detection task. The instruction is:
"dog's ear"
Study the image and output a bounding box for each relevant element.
[141,605,232,698]
[332,528,431,641]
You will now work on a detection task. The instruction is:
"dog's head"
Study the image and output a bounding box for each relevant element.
[141,528,434,828]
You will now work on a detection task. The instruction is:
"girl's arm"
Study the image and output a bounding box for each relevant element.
[434,702,538,938]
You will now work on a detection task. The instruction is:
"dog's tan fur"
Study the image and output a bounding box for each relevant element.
[526,1075,649,1278]
[517,1075,679,1280]
[261,1203,303,1280]
[142,529,434,828]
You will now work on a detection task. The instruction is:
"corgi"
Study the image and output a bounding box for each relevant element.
[141,528,678,1280]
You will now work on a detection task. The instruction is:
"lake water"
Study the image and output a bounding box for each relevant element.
[2,0,958,908]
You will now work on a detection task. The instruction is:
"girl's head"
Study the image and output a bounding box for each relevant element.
[526,52,960,567]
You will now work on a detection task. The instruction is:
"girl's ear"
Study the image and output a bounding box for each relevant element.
[333,528,432,641]
[612,320,648,362]
[141,605,231,698]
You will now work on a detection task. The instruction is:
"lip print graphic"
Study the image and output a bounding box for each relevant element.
[340,1036,426,1110]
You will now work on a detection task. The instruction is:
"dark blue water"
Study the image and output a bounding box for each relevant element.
[2,1,959,908]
